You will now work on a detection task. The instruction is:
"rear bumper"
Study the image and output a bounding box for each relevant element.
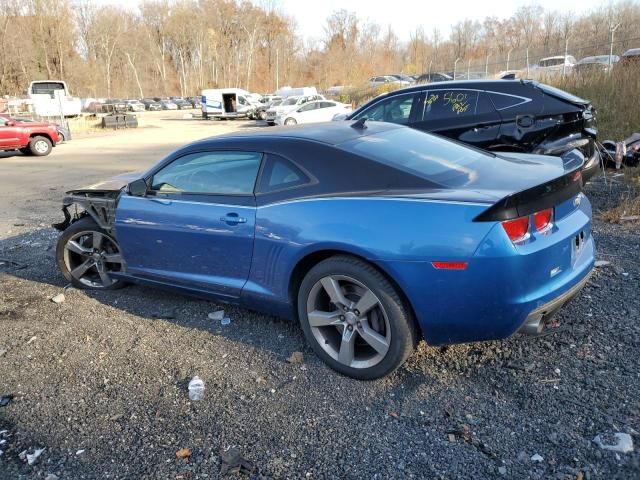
[518,268,592,335]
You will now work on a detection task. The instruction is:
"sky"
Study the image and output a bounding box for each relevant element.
[100,0,606,42]
[277,0,605,42]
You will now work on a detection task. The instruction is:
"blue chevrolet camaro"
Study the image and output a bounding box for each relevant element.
[54,121,595,379]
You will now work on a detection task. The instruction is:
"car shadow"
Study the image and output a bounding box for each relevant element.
[0,150,29,159]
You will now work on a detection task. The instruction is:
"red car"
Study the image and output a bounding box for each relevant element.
[0,114,60,156]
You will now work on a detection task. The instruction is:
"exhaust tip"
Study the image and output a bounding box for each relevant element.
[520,314,545,335]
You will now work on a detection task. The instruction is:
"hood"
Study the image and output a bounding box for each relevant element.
[67,171,142,194]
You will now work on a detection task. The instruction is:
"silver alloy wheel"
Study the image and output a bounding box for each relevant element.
[63,230,123,288]
[284,118,297,125]
[34,139,49,154]
[306,275,391,369]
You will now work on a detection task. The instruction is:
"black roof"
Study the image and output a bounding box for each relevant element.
[192,120,404,148]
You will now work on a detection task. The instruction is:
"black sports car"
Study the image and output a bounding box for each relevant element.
[344,80,600,181]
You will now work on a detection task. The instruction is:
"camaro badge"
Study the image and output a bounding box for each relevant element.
[573,195,582,207]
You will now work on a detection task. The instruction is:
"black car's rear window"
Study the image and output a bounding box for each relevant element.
[536,84,588,105]
[339,126,494,188]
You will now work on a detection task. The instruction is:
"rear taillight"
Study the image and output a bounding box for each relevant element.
[533,208,553,232]
[501,216,529,242]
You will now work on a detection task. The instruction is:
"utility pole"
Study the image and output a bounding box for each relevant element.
[526,48,530,78]
[562,36,570,79]
[467,59,471,79]
[453,57,460,79]
[275,48,279,90]
[485,52,491,78]
[506,48,513,72]
[609,23,621,71]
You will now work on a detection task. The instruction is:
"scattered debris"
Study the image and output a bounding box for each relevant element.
[530,453,543,462]
[594,260,611,268]
[0,348,7,357]
[50,293,65,304]
[208,310,225,321]
[220,447,255,476]
[498,466,507,475]
[620,215,640,222]
[593,433,634,453]
[109,413,123,421]
[45,474,59,480]
[287,351,304,364]
[26,336,37,345]
[76,449,85,455]
[0,394,13,407]
[221,317,231,326]
[176,448,192,460]
[188,376,205,401]
[389,411,399,418]
[25,447,45,465]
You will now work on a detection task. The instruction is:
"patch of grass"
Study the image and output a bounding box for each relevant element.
[598,167,640,224]
[553,65,640,141]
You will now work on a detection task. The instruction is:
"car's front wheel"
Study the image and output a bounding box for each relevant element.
[298,255,417,380]
[284,118,297,125]
[29,136,52,156]
[56,217,126,290]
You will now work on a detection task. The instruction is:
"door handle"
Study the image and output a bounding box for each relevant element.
[151,197,172,205]
[220,213,247,225]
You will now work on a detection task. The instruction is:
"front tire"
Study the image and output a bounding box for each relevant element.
[29,136,52,156]
[297,255,417,380]
[284,118,297,125]
[56,217,126,290]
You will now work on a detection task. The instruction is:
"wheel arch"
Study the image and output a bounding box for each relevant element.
[287,248,422,337]
[30,132,54,144]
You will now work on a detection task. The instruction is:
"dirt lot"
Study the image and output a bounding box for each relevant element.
[0,111,639,479]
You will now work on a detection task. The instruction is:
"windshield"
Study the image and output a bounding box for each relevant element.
[339,125,494,188]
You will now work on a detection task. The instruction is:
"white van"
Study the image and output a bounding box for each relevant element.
[27,80,82,117]
[201,88,257,119]
[275,86,318,99]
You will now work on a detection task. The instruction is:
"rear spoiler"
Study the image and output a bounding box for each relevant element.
[474,169,583,222]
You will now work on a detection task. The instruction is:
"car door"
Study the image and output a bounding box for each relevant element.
[410,88,502,149]
[115,150,262,299]
[0,118,21,148]
[295,102,318,123]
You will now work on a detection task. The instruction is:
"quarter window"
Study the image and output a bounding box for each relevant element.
[257,154,309,193]
[489,92,529,110]
[151,151,262,195]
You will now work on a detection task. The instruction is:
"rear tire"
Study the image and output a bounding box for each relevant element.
[284,118,297,125]
[29,136,52,156]
[297,255,417,380]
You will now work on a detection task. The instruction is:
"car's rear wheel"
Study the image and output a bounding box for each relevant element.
[259,111,267,120]
[298,255,417,380]
[284,118,297,125]
[56,217,126,290]
[29,136,52,156]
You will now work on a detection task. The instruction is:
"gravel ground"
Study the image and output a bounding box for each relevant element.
[0,125,639,479]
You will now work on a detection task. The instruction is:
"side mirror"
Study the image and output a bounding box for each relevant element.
[128,178,148,197]
[5,120,15,127]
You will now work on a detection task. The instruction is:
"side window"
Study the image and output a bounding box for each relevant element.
[151,151,262,195]
[420,89,480,120]
[354,93,418,125]
[298,103,317,113]
[318,102,334,109]
[0,118,6,126]
[257,154,309,193]
[489,92,529,111]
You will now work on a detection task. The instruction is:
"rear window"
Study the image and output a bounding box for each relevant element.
[536,84,588,105]
[339,126,494,188]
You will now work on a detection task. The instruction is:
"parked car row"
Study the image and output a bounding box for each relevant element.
[85,96,202,113]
